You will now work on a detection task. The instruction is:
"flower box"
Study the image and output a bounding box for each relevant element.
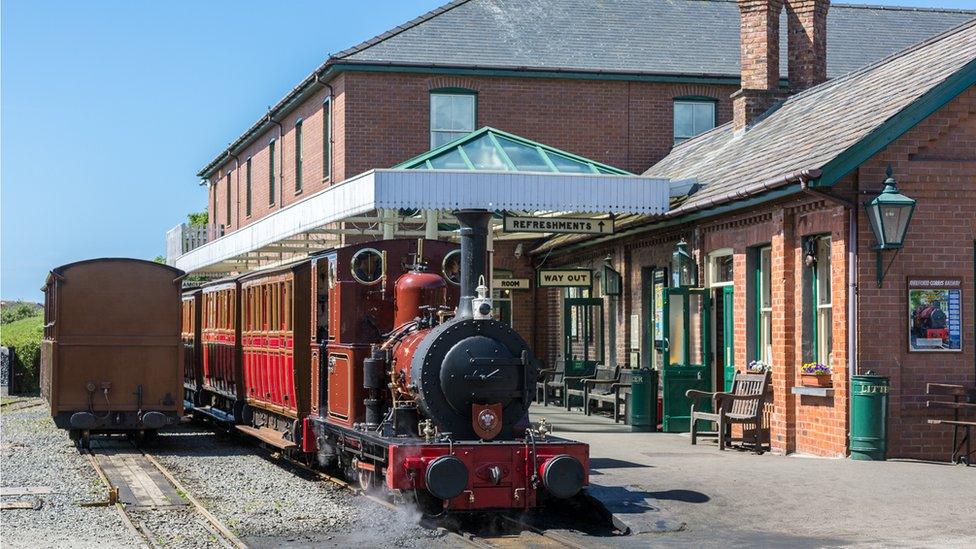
[800,373,832,387]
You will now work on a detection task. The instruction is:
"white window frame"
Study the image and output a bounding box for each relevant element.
[814,236,833,366]
[758,246,773,367]
[707,248,734,288]
[430,92,476,149]
[673,99,717,145]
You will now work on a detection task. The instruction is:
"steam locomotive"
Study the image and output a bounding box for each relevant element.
[183,210,588,512]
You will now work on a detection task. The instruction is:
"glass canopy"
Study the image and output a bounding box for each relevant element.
[395,127,632,175]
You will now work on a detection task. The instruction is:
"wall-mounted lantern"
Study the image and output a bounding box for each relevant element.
[864,165,916,286]
[602,254,622,296]
[671,240,698,287]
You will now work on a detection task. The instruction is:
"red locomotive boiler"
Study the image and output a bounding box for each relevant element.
[189,210,588,513]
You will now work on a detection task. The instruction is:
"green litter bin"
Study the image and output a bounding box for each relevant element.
[629,368,658,432]
[850,373,890,461]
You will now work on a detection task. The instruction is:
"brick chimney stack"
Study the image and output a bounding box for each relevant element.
[732,0,787,131]
[786,0,830,91]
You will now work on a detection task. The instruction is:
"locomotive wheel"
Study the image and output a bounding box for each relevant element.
[412,490,445,517]
[358,467,376,492]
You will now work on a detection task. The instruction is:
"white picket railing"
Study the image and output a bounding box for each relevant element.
[165,223,223,266]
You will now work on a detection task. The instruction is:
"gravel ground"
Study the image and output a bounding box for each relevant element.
[1,399,138,549]
[1,400,456,548]
[150,426,453,547]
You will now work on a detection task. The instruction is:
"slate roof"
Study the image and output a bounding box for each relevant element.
[198,0,974,177]
[644,18,976,215]
[535,18,976,254]
[339,0,974,79]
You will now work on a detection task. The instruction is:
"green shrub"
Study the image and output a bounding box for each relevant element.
[1,302,40,325]
[1,314,43,393]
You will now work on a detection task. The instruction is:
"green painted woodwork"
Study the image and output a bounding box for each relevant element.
[563,297,603,378]
[330,62,750,86]
[295,119,303,192]
[395,126,632,175]
[268,139,276,205]
[722,285,735,392]
[662,287,711,433]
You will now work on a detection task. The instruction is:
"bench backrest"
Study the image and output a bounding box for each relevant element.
[593,365,618,381]
[730,371,771,416]
[618,369,634,385]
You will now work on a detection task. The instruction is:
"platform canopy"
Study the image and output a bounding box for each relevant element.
[174,129,670,274]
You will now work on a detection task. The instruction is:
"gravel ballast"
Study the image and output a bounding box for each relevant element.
[1,399,454,548]
[1,400,137,549]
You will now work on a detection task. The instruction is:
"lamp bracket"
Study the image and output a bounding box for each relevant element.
[875,248,901,287]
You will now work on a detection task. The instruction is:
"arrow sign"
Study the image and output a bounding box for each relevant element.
[503,214,615,235]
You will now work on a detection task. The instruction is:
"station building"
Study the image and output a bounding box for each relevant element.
[172,0,976,460]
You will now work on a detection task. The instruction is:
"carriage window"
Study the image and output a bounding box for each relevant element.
[271,284,279,331]
[442,250,461,286]
[284,281,292,331]
[351,248,385,285]
[316,260,330,342]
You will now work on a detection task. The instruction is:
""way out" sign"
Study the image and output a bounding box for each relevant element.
[537,269,592,288]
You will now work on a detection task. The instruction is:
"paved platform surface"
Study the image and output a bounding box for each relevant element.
[529,403,976,547]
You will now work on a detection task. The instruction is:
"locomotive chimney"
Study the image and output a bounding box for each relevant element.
[454,209,492,319]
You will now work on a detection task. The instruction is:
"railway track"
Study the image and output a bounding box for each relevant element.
[191,417,596,548]
[85,445,246,549]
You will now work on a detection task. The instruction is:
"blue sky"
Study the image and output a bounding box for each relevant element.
[2,0,973,302]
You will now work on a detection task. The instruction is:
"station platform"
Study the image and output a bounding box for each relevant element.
[528,403,976,547]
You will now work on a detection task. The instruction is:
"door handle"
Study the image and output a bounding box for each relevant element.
[697,371,703,381]
[662,338,670,352]
[328,355,336,374]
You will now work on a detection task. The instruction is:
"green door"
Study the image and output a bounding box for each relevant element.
[722,286,735,392]
[662,287,711,432]
[564,298,604,377]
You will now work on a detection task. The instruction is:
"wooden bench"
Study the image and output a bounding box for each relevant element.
[537,360,566,406]
[926,382,976,466]
[585,368,634,423]
[565,365,616,411]
[686,371,771,454]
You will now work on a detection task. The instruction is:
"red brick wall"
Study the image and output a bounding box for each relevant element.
[207,75,347,232]
[855,86,976,460]
[537,195,851,456]
[206,71,737,230]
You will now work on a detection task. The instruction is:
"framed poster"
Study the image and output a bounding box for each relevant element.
[908,277,962,352]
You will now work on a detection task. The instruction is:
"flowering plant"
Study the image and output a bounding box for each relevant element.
[801,362,831,376]
[747,360,770,373]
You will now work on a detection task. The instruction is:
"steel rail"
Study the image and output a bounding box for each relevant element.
[141,452,248,548]
[85,446,246,549]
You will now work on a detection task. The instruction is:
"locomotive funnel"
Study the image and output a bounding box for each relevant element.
[454,209,492,319]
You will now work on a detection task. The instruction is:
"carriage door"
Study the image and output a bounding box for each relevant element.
[563,298,604,377]
[662,287,711,432]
